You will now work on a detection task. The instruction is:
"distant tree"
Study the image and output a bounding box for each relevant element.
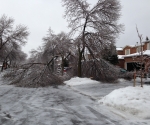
[42,29,74,75]
[29,47,44,63]
[146,36,149,41]
[62,0,123,78]
[0,15,29,70]
[0,47,27,70]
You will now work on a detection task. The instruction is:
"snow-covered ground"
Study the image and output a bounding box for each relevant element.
[0,74,150,124]
[99,85,150,119]
[64,77,100,86]
[65,77,150,122]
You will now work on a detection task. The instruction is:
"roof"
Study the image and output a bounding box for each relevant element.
[144,50,150,55]
[118,55,124,59]
[117,45,136,51]
[143,40,150,43]
[117,39,150,51]
[123,45,135,49]
[116,47,123,51]
[123,50,150,58]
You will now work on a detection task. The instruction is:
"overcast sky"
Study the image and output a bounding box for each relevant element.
[0,0,150,56]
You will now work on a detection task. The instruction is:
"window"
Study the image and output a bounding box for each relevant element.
[125,49,130,55]
[136,46,143,52]
[147,43,150,50]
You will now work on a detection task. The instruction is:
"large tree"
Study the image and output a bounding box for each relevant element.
[62,0,123,77]
[0,15,29,70]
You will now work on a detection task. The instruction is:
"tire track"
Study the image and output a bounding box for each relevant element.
[86,106,120,125]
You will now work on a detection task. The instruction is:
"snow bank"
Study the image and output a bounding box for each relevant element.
[64,77,100,86]
[99,85,150,119]
[117,78,127,82]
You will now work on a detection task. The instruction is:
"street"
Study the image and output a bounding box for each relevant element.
[0,77,149,125]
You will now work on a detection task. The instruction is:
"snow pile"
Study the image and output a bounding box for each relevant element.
[134,77,150,83]
[64,77,100,86]
[117,78,127,82]
[99,86,150,119]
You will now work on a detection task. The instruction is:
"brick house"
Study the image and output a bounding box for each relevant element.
[117,40,150,71]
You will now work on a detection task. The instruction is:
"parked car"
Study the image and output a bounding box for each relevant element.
[120,68,127,74]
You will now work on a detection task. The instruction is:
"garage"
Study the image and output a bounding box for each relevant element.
[127,62,144,71]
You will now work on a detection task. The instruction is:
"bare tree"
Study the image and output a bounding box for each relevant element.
[0,15,29,70]
[132,27,150,87]
[3,29,73,87]
[42,29,74,76]
[3,46,63,87]
[62,0,123,77]
[29,47,44,63]
[136,27,144,87]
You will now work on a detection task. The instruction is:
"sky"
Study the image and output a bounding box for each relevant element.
[0,0,150,56]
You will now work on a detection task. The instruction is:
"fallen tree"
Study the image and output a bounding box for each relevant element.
[3,56,63,88]
[81,58,120,82]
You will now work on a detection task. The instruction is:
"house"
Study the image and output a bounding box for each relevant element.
[117,40,150,71]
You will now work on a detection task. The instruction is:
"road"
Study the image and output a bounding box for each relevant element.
[0,77,149,125]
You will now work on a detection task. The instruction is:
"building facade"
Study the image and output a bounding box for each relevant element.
[117,40,150,71]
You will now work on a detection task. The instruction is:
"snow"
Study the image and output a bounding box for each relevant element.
[122,50,150,58]
[117,78,127,82]
[65,77,150,119]
[118,55,124,59]
[66,77,150,120]
[143,50,150,55]
[143,40,150,43]
[0,74,150,124]
[99,85,150,119]
[64,77,100,86]
[116,47,123,51]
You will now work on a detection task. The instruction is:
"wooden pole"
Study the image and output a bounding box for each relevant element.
[133,70,136,87]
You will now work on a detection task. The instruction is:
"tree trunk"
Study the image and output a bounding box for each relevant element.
[1,61,6,72]
[78,51,82,77]
[61,57,64,76]
[77,16,88,77]
[1,65,3,72]
[140,66,143,87]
